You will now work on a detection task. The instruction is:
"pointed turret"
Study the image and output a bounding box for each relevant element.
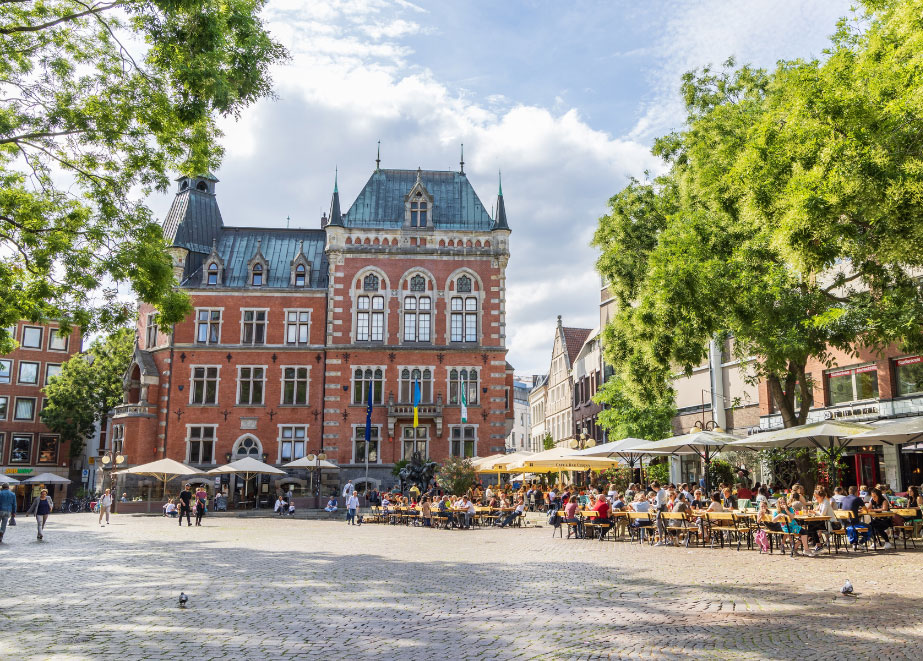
[492,171,510,231]
[327,169,344,227]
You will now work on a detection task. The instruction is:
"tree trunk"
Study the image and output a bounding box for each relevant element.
[766,362,811,428]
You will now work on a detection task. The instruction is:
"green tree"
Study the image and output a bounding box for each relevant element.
[593,1,923,430]
[0,1,287,352]
[542,434,555,451]
[42,327,134,457]
[593,373,675,442]
[435,457,476,496]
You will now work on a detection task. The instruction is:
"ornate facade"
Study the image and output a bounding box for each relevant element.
[114,164,514,496]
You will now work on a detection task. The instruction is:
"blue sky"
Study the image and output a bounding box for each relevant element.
[149,0,853,374]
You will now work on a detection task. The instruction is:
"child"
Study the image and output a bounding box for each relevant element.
[164,499,177,518]
[287,501,296,516]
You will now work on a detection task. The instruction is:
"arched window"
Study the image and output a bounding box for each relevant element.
[410,275,426,292]
[235,436,260,457]
[449,368,479,405]
[457,275,472,293]
[451,295,478,342]
[403,289,431,343]
[251,263,263,286]
[399,368,432,404]
[352,368,384,405]
[196,180,208,192]
[206,263,219,286]
[294,263,306,287]
[363,274,379,291]
[356,294,384,342]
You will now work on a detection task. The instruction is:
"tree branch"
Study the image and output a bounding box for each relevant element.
[0,2,125,35]
[0,129,87,145]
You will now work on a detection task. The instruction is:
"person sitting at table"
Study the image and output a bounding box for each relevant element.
[867,488,893,550]
[690,489,708,509]
[624,484,636,504]
[324,497,338,512]
[806,486,836,551]
[773,495,814,556]
[591,492,612,541]
[563,494,584,538]
[707,492,724,513]
[628,493,650,513]
[859,484,870,501]
[754,486,770,508]
[499,499,526,528]
[611,491,626,511]
[665,493,692,545]
[721,487,737,510]
[735,482,752,501]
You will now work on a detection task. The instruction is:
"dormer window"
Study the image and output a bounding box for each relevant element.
[251,263,263,286]
[294,264,306,287]
[207,263,219,286]
[411,193,427,228]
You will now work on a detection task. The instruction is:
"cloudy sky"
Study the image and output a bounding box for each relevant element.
[149,0,852,375]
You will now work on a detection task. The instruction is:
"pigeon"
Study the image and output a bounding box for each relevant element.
[179,592,188,608]
[841,579,853,595]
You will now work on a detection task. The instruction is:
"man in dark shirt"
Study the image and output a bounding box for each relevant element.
[840,486,865,520]
[178,485,193,527]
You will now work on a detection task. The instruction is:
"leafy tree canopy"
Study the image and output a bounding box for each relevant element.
[435,457,477,496]
[0,1,287,352]
[42,327,134,456]
[594,0,923,428]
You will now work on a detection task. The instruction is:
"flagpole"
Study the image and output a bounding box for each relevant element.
[365,380,373,493]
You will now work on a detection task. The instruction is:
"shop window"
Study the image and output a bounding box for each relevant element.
[826,365,879,405]
[37,436,58,464]
[895,356,923,396]
[10,434,32,463]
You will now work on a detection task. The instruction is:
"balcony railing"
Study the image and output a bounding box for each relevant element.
[112,403,156,418]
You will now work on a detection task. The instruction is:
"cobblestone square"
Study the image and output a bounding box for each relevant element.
[1,513,920,660]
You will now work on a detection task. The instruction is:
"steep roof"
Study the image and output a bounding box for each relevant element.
[342,168,494,231]
[183,228,328,289]
[162,183,224,254]
[562,327,593,364]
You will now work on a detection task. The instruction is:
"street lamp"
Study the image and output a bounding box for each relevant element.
[100,450,126,506]
[305,452,327,500]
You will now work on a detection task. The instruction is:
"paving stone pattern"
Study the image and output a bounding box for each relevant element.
[0,513,920,660]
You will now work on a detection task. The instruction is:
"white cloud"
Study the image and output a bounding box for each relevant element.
[157,0,849,375]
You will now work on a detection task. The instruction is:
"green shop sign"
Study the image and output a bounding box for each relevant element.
[3,468,35,474]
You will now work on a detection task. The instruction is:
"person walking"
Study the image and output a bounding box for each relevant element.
[98,488,113,526]
[177,484,193,526]
[27,489,53,540]
[342,480,354,500]
[346,491,360,525]
[0,483,17,543]
[194,487,207,526]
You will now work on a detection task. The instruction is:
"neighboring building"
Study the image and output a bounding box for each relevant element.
[529,374,548,453]
[506,379,531,452]
[531,316,591,449]
[0,320,82,508]
[113,163,514,498]
[572,330,603,445]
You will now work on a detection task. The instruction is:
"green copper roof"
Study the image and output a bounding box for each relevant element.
[342,169,495,231]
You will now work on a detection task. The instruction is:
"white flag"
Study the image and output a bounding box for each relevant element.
[461,382,468,423]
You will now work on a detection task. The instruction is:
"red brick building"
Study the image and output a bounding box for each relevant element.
[114,164,514,499]
[1,321,82,508]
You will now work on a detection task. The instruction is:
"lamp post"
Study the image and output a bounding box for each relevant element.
[690,419,724,492]
[306,452,327,507]
[100,450,126,511]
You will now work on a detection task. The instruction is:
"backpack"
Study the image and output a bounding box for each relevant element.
[845,524,869,545]
[547,506,560,527]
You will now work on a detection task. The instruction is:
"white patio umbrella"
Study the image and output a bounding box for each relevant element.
[0,474,20,484]
[282,457,339,470]
[22,472,72,484]
[116,458,205,498]
[643,430,746,491]
[846,416,923,446]
[572,437,674,482]
[730,420,876,486]
[208,457,286,506]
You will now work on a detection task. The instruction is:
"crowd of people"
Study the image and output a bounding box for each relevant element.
[545,478,922,555]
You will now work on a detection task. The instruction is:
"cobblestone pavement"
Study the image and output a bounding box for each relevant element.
[1,513,921,660]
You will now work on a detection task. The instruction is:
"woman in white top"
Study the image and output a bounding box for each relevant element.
[98,488,113,526]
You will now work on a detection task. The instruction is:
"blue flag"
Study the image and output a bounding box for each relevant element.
[365,380,373,442]
[413,379,421,428]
